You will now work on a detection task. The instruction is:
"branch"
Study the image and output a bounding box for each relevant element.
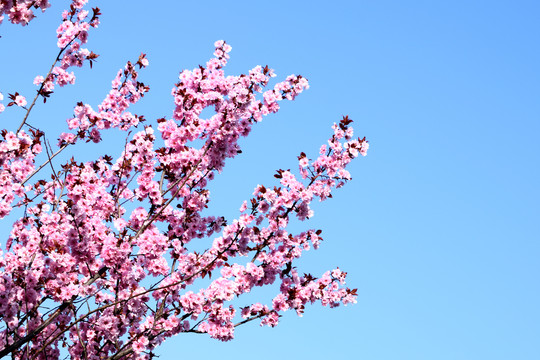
[16,35,79,134]
[21,144,68,186]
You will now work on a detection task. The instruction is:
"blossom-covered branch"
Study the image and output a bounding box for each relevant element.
[0,2,368,359]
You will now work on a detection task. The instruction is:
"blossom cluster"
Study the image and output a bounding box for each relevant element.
[0,0,89,26]
[0,2,368,359]
[0,129,41,218]
[33,5,100,100]
[59,54,149,146]
[0,0,51,26]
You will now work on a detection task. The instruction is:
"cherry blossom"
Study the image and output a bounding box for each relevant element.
[0,1,368,359]
[14,95,26,107]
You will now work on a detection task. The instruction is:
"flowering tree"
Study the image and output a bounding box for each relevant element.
[0,1,368,359]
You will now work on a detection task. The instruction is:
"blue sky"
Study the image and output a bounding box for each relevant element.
[1,1,539,359]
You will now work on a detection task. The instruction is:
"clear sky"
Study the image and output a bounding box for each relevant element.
[1,1,539,359]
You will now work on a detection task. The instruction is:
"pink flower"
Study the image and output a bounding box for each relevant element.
[239,200,248,212]
[113,218,127,231]
[78,30,88,43]
[15,95,27,107]
[58,132,77,145]
[77,10,89,21]
[360,141,369,156]
[33,76,44,85]
[132,336,149,354]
